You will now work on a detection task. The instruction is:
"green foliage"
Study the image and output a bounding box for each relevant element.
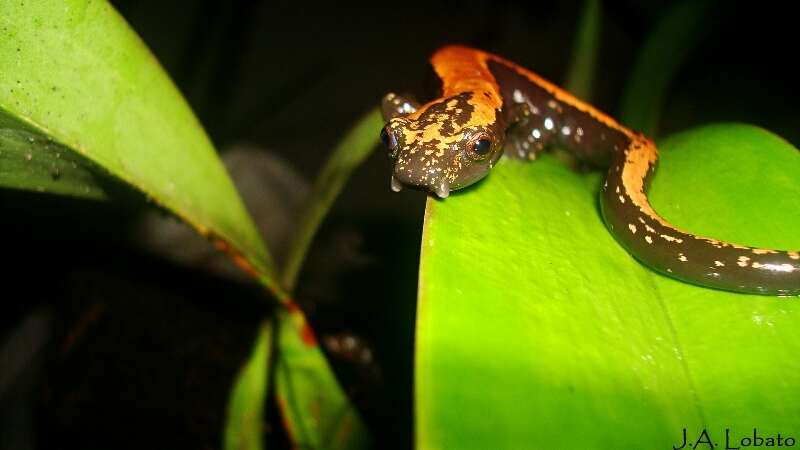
[0,112,106,199]
[416,124,800,449]
[0,0,277,288]
[225,322,272,450]
[282,109,383,291]
[416,1,799,447]
[4,1,797,449]
[0,2,370,448]
[274,307,370,449]
[270,110,382,447]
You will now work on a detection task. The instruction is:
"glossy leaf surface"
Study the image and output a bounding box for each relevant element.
[416,124,800,449]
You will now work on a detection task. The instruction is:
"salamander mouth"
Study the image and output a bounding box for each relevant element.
[390,174,450,198]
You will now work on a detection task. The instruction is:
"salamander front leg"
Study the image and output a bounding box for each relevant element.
[381,93,419,121]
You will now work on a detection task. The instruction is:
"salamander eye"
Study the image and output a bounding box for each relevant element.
[380,126,398,153]
[466,133,493,160]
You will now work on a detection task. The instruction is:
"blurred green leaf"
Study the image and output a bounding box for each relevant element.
[563,0,602,99]
[0,0,280,295]
[275,307,370,449]
[273,108,378,447]
[619,0,714,136]
[416,124,800,448]
[0,113,107,199]
[225,321,272,450]
[282,108,382,291]
[0,3,366,448]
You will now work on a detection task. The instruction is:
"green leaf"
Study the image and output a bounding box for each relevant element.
[0,0,279,294]
[416,124,800,448]
[273,110,378,447]
[282,108,382,291]
[563,0,602,99]
[271,109,379,448]
[225,321,272,450]
[619,0,714,136]
[0,4,365,448]
[0,114,106,199]
[274,307,369,449]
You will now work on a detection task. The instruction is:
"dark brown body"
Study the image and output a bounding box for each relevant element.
[383,46,800,295]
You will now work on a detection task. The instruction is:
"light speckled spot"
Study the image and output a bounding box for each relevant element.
[737,255,750,267]
[714,260,725,267]
[645,235,653,244]
[660,234,683,244]
[678,253,687,262]
[760,263,796,273]
[752,248,777,255]
[628,224,637,234]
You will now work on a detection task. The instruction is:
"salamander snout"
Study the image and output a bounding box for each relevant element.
[381,121,453,198]
[379,92,505,199]
[391,163,451,198]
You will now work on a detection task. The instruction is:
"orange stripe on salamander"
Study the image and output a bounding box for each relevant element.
[381,45,800,295]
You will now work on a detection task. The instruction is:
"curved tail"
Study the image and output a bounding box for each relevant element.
[600,138,800,296]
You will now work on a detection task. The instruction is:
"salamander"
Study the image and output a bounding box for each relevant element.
[379,45,800,296]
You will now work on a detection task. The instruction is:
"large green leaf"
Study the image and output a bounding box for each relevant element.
[0,0,276,290]
[416,124,800,449]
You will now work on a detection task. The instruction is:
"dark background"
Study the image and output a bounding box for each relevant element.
[1,1,797,449]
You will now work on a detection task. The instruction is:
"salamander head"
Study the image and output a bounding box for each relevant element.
[380,92,504,198]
